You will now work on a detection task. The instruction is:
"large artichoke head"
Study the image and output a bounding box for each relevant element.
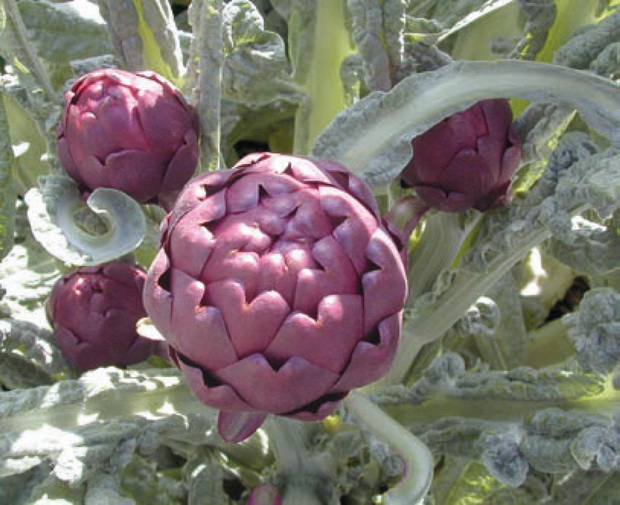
[143,153,407,442]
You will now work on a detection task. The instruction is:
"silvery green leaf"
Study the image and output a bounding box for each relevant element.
[521,408,616,474]
[2,76,61,145]
[478,432,528,487]
[0,465,54,505]
[591,41,620,78]
[0,0,56,101]
[0,89,17,263]
[24,175,146,266]
[570,425,620,472]
[185,0,224,170]
[435,0,517,44]
[0,367,209,436]
[545,215,620,276]
[508,0,556,60]
[312,60,620,188]
[473,274,528,370]
[68,54,118,78]
[97,0,184,82]
[553,8,620,70]
[0,234,60,328]
[268,0,293,22]
[563,288,620,374]
[428,458,506,505]
[249,0,288,35]
[450,295,500,339]
[0,367,217,495]
[84,469,135,505]
[25,473,86,504]
[407,0,488,27]
[185,448,230,505]
[0,352,55,389]
[347,0,406,91]
[2,87,51,192]
[18,0,111,64]
[221,0,300,107]
[133,204,167,271]
[0,317,66,377]
[546,469,620,505]
[465,365,605,402]
[411,417,494,460]
[381,352,614,427]
[397,40,452,81]
[511,102,576,194]
[119,453,186,505]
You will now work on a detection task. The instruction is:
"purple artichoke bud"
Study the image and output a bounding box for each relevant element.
[56,69,200,207]
[401,99,522,213]
[47,261,157,372]
[143,153,407,441]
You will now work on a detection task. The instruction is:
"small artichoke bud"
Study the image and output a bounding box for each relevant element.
[143,153,407,442]
[401,99,522,213]
[56,69,200,208]
[47,261,157,372]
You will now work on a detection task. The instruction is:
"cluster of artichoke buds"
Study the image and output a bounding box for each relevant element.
[142,153,408,442]
[48,66,522,443]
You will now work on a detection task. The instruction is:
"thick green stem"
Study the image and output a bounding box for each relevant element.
[186,0,224,170]
[407,211,481,303]
[291,0,355,154]
[266,417,325,505]
[1,0,56,101]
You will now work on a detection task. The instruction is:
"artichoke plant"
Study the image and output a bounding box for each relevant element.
[401,99,522,213]
[56,69,200,208]
[143,153,407,442]
[47,261,157,372]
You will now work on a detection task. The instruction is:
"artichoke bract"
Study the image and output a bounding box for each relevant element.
[401,99,522,213]
[56,69,200,208]
[143,153,407,442]
[47,261,157,372]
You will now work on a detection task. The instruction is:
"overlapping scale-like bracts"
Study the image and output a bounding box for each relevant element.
[47,261,157,371]
[56,69,199,209]
[401,99,521,213]
[144,153,407,442]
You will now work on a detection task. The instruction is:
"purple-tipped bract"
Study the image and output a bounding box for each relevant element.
[143,153,407,442]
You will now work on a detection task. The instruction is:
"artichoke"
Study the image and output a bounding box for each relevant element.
[143,153,407,442]
[401,99,522,212]
[56,69,200,208]
[47,261,157,372]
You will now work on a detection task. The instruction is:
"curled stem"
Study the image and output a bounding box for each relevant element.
[345,392,433,505]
